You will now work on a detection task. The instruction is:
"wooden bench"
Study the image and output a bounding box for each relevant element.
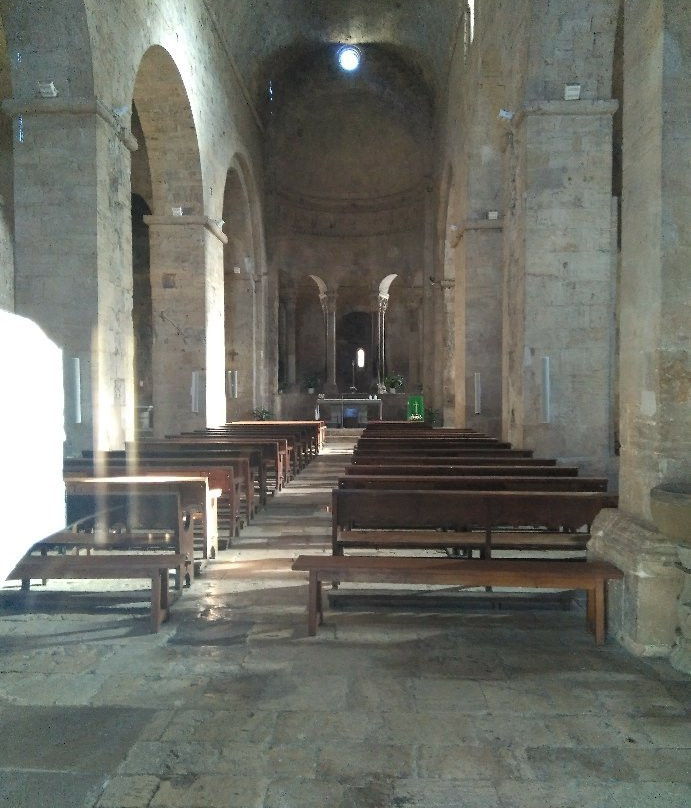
[133,439,279,505]
[344,464,580,476]
[228,419,326,454]
[332,489,618,558]
[350,455,557,466]
[291,554,624,643]
[66,457,241,544]
[127,442,262,507]
[7,552,187,632]
[61,478,204,585]
[353,447,536,459]
[356,437,513,449]
[338,475,609,492]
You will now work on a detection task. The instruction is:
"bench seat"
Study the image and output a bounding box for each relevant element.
[336,529,589,553]
[7,552,188,632]
[291,554,623,643]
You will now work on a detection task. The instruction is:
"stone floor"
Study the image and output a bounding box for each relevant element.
[0,439,689,808]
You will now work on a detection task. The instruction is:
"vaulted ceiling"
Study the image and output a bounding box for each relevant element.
[205,0,464,113]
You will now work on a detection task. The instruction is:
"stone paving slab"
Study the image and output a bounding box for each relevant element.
[0,440,688,808]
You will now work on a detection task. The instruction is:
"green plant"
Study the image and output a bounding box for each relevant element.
[252,407,273,421]
[383,371,404,391]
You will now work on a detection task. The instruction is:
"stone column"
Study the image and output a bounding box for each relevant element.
[440,278,456,426]
[325,290,338,394]
[457,220,504,437]
[405,290,423,392]
[144,215,227,437]
[503,99,618,476]
[589,1,689,663]
[4,97,137,454]
[283,290,297,389]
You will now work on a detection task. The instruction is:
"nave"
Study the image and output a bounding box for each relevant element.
[0,436,688,808]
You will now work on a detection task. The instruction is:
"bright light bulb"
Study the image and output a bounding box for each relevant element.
[338,46,361,72]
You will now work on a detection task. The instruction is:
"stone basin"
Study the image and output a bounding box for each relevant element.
[650,483,691,543]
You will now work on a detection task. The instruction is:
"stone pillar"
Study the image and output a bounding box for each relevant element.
[144,215,227,437]
[458,220,504,437]
[283,290,297,388]
[251,266,265,408]
[5,97,137,454]
[325,290,338,394]
[440,278,456,426]
[589,1,689,662]
[405,290,422,392]
[504,99,618,475]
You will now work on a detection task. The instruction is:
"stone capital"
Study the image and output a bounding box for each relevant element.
[2,96,139,152]
[514,99,619,127]
[143,214,229,244]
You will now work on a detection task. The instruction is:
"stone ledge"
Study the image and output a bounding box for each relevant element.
[514,99,619,126]
[143,215,228,244]
[2,97,139,152]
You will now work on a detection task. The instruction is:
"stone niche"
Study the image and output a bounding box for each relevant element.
[589,508,683,660]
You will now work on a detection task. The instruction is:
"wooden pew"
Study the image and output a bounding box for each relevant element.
[344,464,579,477]
[291,554,624,643]
[331,488,618,558]
[66,457,241,545]
[196,426,305,477]
[356,437,512,449]
[350,455,558,466]
[337,475,609,492]
[353,447,535,458]
[7,552,187,632]
[208,420,325,462]
[229,419,326,453]
[131,440,267,507]
[60,477,210,584]
[182,434,291,488]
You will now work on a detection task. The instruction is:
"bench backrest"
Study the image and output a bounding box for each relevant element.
[333,489,618,533]
[344,464,578,476]
[351,455,555,466]
[337,475,608,492]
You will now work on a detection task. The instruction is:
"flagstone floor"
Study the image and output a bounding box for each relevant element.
[0,438,689,808]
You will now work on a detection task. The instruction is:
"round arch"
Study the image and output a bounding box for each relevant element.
[133,46,204,214]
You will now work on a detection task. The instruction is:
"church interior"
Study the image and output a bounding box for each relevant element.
[0,1,689,806]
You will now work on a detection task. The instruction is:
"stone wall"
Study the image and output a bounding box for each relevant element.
[2,0,267,448]
[450,1,620,477]
[0,21,13,312]
[618,0,691,520]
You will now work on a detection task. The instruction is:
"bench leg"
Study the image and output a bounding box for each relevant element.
[149,569,172,633]
[307,571,320,636]
[317,579,323,626]
[150,574,162,632]
[585,583,606,644]
[593,582,605,645]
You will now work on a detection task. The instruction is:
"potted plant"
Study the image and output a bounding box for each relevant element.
[303,373,321,394]
[252,407,273,420]
[383,371,404,393]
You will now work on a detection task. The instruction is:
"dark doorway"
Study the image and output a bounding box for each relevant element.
[336,311,372,393]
